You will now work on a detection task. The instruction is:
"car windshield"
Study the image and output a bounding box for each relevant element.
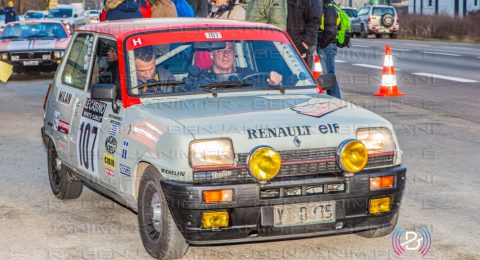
[128,40,316,96]
[343,9,358,18]
[0,23,68,39]
[372,7,395,16]
[48,8,73,18]
[25,12,44,19]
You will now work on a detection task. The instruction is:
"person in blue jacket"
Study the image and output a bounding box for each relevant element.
[172,0,195,17]
[105,0,142,21]
[4,1,17,24]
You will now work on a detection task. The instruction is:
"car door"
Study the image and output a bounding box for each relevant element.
[61,33,102,179]
[86,36,126,189]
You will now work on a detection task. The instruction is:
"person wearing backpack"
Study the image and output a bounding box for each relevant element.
[317,0,350,99]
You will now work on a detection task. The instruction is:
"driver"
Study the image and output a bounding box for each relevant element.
[201,41,282,86]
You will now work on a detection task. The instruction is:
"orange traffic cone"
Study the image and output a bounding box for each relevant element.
[312,54,323,80]
[373,44,405,96]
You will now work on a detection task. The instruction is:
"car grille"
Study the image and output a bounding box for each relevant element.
[10,51,51,60]
[193,148,395,184]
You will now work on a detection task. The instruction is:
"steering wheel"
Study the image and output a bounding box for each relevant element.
[242,72,272,85]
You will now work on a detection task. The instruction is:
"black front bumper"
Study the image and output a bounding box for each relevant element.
[162,165,406,245]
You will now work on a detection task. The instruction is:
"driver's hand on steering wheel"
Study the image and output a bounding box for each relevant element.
[267,71,282,86]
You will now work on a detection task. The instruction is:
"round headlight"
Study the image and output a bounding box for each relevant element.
[337,139,368,174]
[247,146,281,182]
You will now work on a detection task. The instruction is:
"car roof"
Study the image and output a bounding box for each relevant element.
[341,7,357,10]
[371,5,395,8]
[77,18,281,39]
[5,20,64,25]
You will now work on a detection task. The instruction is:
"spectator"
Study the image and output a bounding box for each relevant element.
[317,0,340,98]
[246,0,286,30]
[187,0,208,17]
[105,0,143,21]
[209,0,246,20]
[172,0,195,17]
[137,0,152,18]
[151,0,178,18]
[4,1,16,24]
[286,0,322,68]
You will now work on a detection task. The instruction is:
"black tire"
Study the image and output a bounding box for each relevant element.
[47,140,83,199]
[357,211,399,238]
[390,33,398,39]
[375,33,382,39]
[138,166,188,260]
[360,25,368,38]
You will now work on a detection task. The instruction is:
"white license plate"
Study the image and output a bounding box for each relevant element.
[23,60,39,66]
[274,201,335,227]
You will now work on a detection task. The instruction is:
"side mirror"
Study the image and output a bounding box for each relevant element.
[91,84,120,113]
[74,14,78,18]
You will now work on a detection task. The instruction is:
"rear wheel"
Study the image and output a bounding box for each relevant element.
[390,33,398,39]
[138,166,188,260]
[357,211,399,238]
[375,33,382,39]
[47,140,83,199]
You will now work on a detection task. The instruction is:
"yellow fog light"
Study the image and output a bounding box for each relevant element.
[369,197,391,215]
[201,211,229,229]
[337,139,368,175]
[247,146,281,183]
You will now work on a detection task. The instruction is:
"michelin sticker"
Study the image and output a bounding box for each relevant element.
[76,99,107,177]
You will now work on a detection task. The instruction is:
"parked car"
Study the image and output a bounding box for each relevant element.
[85,9,100,24]
[0,13,21,32]
[0,20,70,72]
[42,18,406,260]
[351,5,399,39]
[24,10,48,21]
[341,6,358,21]
[47,5,86,33]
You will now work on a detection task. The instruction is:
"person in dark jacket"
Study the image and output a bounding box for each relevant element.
[105,0,143,21]
[317,0,340,98]
[187,0,208,17]
[287,0,322,68]
[4,1,16,24]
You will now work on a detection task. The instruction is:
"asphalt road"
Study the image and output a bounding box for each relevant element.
[0,39,479,260]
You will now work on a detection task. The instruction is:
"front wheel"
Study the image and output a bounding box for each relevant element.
[47,140,83,199]
[138,166,188,260]
[360,25,368,38]
[356,211,399,238]
[390,33,398,39]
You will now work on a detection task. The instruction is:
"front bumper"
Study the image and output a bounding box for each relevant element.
[162,165,406,245]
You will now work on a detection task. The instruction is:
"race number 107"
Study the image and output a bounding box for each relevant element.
[78,122,98,172]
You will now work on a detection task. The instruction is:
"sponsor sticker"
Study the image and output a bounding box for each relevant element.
[119,164,131,177]
[121,140,129,160]
[56,89,73,106]
[82,99,107,123]
[291,101,345,118]
[105,136,117,154]
[109,124,118,136]
[103,153,115,177]
[57,140,67,153]
[58,120,70,134]
[53,111,60,130]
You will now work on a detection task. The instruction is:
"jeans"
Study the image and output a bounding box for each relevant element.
[317,43,341,99]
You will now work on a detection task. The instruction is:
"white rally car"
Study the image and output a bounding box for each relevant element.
[42,19,406,260]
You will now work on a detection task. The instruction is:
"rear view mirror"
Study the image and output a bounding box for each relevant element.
[92,84,120,113]
[193,41,226,51]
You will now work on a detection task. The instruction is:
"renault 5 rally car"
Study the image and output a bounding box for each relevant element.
[41,18,406,260]
[0,20,69,72]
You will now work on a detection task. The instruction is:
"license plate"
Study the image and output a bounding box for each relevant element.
[274,201,335,227]
[23,60,39,66]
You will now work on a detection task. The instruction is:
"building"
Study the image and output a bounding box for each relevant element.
[409,0,480,17]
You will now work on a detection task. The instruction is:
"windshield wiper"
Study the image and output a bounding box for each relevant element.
[265,84,285,94]
[199,81,253,97]
[130,80,184,92]
[26,34,51,39]
[0,36,19,39]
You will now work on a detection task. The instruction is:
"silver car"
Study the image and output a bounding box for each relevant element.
[351,5,399,39]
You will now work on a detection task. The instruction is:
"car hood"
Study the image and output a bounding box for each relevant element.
[0,38,70,51]
[139,91,394,153]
